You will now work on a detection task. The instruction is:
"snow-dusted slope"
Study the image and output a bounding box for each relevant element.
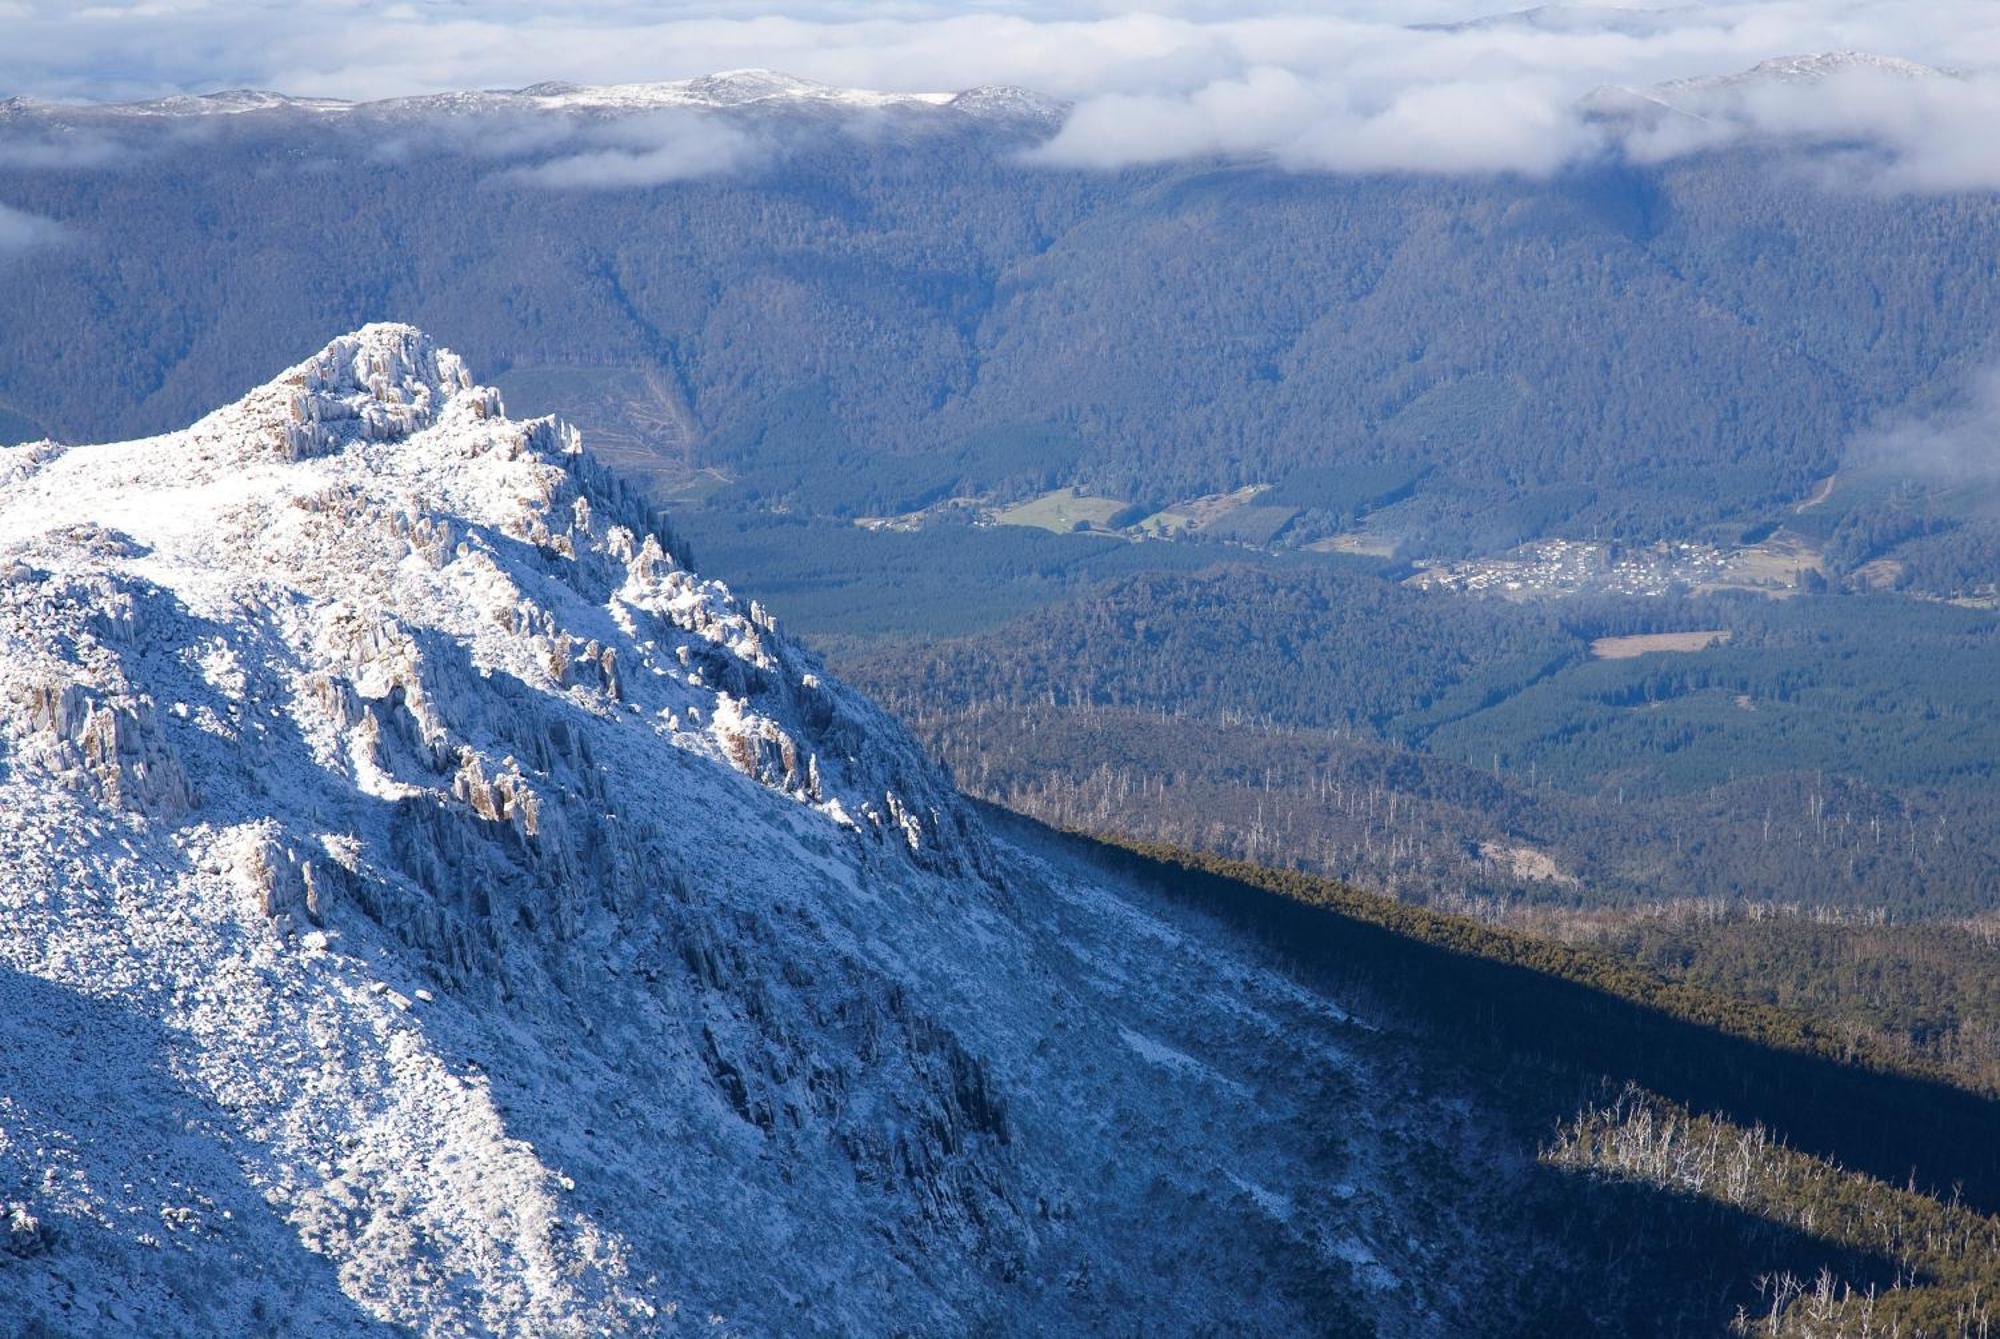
[0,327,1492,1334]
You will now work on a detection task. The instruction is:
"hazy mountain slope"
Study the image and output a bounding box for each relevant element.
[0,325,1558,1335]
[3,76,1999,546]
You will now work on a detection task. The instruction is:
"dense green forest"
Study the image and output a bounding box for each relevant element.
[709,518,2000,915]
[823,555,2000,798]
[1517,903,2000,1094]
[898,699,1999,911]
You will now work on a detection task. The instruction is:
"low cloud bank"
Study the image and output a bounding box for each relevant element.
[1036,66,1595,176]
[3,2,2000,185]
[0,203,63,257]
[1855,363,2000,488]
[501,115,761,189]
[0,129,127,170]
[1612,58,2000,191]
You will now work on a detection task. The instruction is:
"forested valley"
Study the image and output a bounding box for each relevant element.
[675,513,2000,1099]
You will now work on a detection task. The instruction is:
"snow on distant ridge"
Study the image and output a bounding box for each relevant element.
[1585,49,1953,120]
[1653,50,1949,99]
[97,88,354,117]
[525,68,956,111]
[8,70,1064,123]
[1414,5,1703,36]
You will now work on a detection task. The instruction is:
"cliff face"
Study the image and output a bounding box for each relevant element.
[0,327,1499,1335]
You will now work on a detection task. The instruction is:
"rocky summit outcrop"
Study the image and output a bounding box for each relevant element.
[0,327,1503,1335]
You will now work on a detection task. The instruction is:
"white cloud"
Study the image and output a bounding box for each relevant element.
[1032,66,1329,169]
[3,2,2000,184]
[1618,60,2000,192]
[501,113,761,188]
[0,129,128,169]
[1307,78,1600,176]
[1854,362,2000,486]
[1037,65,1598,176]
[364,111,580,166]
[0,202,64,256]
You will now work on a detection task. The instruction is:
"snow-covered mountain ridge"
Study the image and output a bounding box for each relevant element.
[1,325,979,881]
[1,70,1065,125]
[1582,49,1956,126]
[0,327,1506,1334]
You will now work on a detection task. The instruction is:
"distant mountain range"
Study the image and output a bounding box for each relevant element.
[2,68,1067,124]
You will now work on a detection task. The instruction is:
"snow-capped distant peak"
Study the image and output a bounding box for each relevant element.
[1583,50,1951,125]
[18,70,1063,124]
[944,84,1068,121]
[96,88,352,117]
[526,68,955,112]
[1742,51,1944,82]
[1415,5,1703,37]
[1654,50,1949,99]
